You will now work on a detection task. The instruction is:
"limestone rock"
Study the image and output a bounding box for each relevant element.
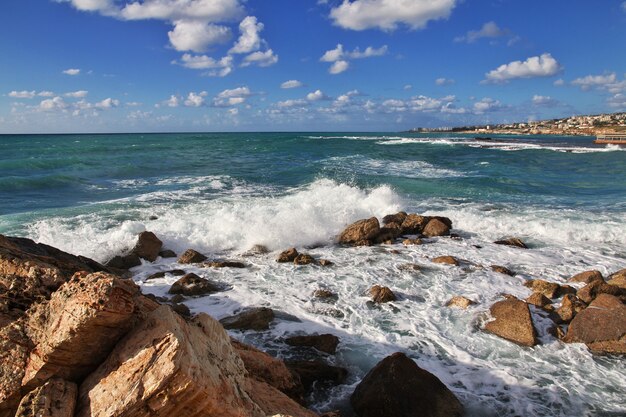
[524,279,561,299]
[294,254,316,266]
[400,214,430,235]
[285,334,340,354]
[246,380,318,417]
[402,238,423,246]
[15,378,77,417]
[76,306,264,417]
[350,352,463,417]
[375,223,402,243]
[554,294,586,324]
[607,268,626,289]
[131,231,162,262]
[204,260,247,268]
[104,254,141,270]
[369,285,397,303]
[422,218,451,237]
[220,307,275,331]
[491,265,515,276]
[158,249,177,258]
[285,360,347,390]
[177,249,207,264]
[338,218,380,245]
[484,298,538,347]
[569,270,604,284]
[563,294,626,354]
[494,237,528,249]
[168,273,220,296]
[277,248,299,263]
[382,212,407,225]
[446,296,477,309]
[525,292,552,308]
[318,259,333,267]
[0,323,31,415]
[432,256,459,266]
[577,280,626,304]
[313,289,337,300]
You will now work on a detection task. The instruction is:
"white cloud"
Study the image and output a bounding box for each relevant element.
[454,21,508,43]
[39,97,69,111]
[38,91,55,97]
[62,0,116,14]
[168,20,231,52]
[622,2,626,12]
[553,79,565,87]
[484,53,562,83]
[532,95,558,107]
[229,16,263,54]
[213,87,251,107]
[329,60,349,74]
[175,54,233,76]
[307,90,329,101]
[608,93,626,109]
[62,68,81,76]
[125,101,142,107]
[570,72,625,94]
[8,90,36,99]
[435,77,455,86]
[241,49,278,67]
[184,91,208,107]
[277,99,309,108]
[329,0,456,31]
[65,90,89,98]
[281,80,303,89]
[95,98,120,109]
[320,44,345,62]
[118,0,243,21]
[473,97,502,114]
[378,94,460,114]
[403,84,412,90]
[162,95,180,108]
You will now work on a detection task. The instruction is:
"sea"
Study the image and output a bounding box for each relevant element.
[1,132,625,416]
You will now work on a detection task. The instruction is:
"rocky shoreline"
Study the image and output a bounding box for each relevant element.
[1,212,625,417]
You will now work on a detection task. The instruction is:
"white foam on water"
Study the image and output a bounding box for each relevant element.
[323,156,466,178]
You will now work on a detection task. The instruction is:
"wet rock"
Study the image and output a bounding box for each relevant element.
[402,238,423,246]
[375,223,403,243]
[563,294,626,354]
[494,237,528,249]
[422,218,451,237]
[204,260,247,268]
[400,214,430,235]
[75,306,265,417]
[554,294,586,324]
[169,294,185,304]
[445,296,477,309]
[398,263,421,272]
[15,378,77,417]
[432,256,459,266]
[607,268,626,289]
[525,292,552,308]
[130,231,162,262]
[524,279,561,299]
[285,334,340,354]
[246,244,270,255]
[313,289,337,300]
[382,212,407,225]
[294,254,317,266]
[104,254,141,270]
[285,360,347,390]
[338,218,380,245]
[277,248,299,263]
[350,352,463,417]
[484,297,538,347]
[220,307,275,331]
[170,303,191,318]
[577,280,626,304]
[320,412,342,417]
[168,273,220,297]
[245,380,318,417]
[145,271,167,280]
[569,270,604,284]
[369,285,397,303]
[158,249,177,258]
[319,259,333,267]
[177,248,207,264]
[491,265,515,276]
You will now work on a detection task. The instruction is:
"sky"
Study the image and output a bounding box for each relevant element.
[1,0,625,133]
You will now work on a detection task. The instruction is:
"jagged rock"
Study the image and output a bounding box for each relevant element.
[400,214,430,235]
[569,270,604,284]
[319,259,333,267]
[446,296,477,309]
[320,412,342,417]
[75,306,265,417]
[313,289,337,300]
[246,380,318,417]
[104,254,141,270]
[350,352,463,417]
[577,280,626,304]
[146,269,185,280]
[204,260,247,268]
[168,273,220,296]
[563,294,626,354]
[170,303,191,317]
[422,218,451,237]
[220,307,275,331]
[277,248,299,263]
[158,249,177,258]
[294,254,316,265]
[382,212,407,225]
[177,249,207,264]
[432,256,459,266]
[524,279,561,299]
[491,265,515,276]
[526,292,552,308]
[131,231,162,262]
[375,223,403,243]
[232,341,304,402]
[484,297,538,347]
[494,237,528,249]
[398,263,421,272]
[285,334,340,354]
[369,285,396,303]
[0,322,31,415]
[15,378,77,417]
[285,360,347,390]
[554,294,586,324]
[338,218,380,245]
[402,238,423,246]
[607,268,626,289]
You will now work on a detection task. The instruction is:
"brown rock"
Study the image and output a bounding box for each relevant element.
[375,223,403,243]
[432,256,459,266]
[484,298,538,347]
[277,248,299,263]
[398,263,421,272]
[319,259,333,267]
[554,294,586,324]
[491,265,515,276]
[577,280,626,304]
[131,231,162,262]
[382,212,407,225]
[313,289,337,300]
[494,237,528,248]
[75,306,264,417]
[369,285,397,303]
[104,254,141,270]
[220,307,275,331]
[400,214,430,235]
[168,273,220,296]
[177,248,207,264]
[15,378,77,417]
[246,380,318,417]
[422,218,451,237]
[285,360,347,390]
[525,292,552,308]
[170,303,191,317]
[294,254,317,265]
[445,296,477,309]
[524,279,560,299]
[0,322,31,415]
[402,238,423,246]
[338,217,380,245]
[158,249,177,258]
[350,352,463,417]
[204,260,247,268]
[607,268,626,289]
[563,294,626,354]
[285,334,340,354]
[569,270,604,284]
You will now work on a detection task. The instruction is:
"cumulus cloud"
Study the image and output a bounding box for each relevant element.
[329,60,350,74]
[329,0,457,31]
[118,0,243,21]
[277,99,309,108]
[38,91,55,97]
[175,54,233,76]
[307,90,330,101]
[553,79,565,87]
[571,72,625,94]
[62,68,81,76]
[454,21,509,43]
[320,44,386,74]
[161,95,180,108]
[168,21,231,52]
[473,97,503,114]
[229,16,263,54]
[378,94,461,114]
[435,77,455,86]
[213,87,251,107]
[484,53,562,83]
[39,97,68,111]
[281,80,303,89]
[65,90,89,98]
[608,93,626,109]
[241,49,278,67]
[532,95,558,107]
[184,91,208,107]
[8,90,36,99]
[94,98,120,109]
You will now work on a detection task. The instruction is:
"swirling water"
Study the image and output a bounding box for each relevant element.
[1,132,625,416]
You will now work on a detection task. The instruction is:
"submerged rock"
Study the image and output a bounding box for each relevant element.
[277,248,299,263]
[446,296,477,309]
[313,289,337,300]
[369,285,397,303]
[168,273,220,296]
[491,265,515,276]
[204,260,247,268]
[285,334,340,354]
[338,218,380,245]
[402,238,423,246]
[220,307,275,331]
[350,352,463,417]
[294,254,317,266]
[158,249,177,258]
[177,249,207,264]
[432,256,459,266]
[484,297,538,347]
[494,237,528,249]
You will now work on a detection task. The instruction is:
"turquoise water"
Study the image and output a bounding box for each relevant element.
[1,132,625,416]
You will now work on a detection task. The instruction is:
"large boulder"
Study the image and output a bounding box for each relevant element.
[15,378,77,417]
[168,273,220,296]
[577,280,626,304]
[75,306,265,417]
[369,286,396,304]
[382,212,407,225]
[130,231,162,262]
[484,298,537,347]
[220,307,275,331]
[277,248,299,263]
[338,218,380,245]
[177,249,207,264]
[400,214,430,235]
[563,294,626,354]
[607,268,626,289]
[104,254,141,270]
[422,218,451,237]
[350,352,463,417]
[553,294,585,324]
[285,360,347,390]
[569,270,604,284]
[524,280,561,299]
[285,334,340,354]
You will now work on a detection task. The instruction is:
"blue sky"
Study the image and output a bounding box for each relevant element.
[1,0,625,133]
